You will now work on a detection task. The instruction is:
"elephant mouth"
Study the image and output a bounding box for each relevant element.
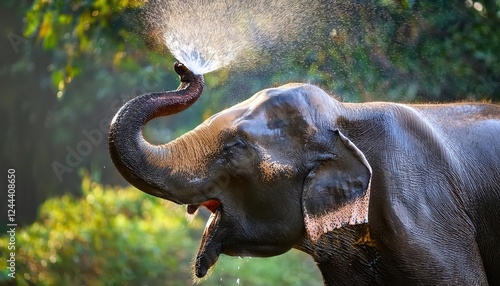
[187,200,220,215]
[188,199,224,278]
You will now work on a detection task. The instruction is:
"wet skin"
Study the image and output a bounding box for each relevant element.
[109,66,500,285]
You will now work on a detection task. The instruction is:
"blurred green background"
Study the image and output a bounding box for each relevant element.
[0,0,498,285]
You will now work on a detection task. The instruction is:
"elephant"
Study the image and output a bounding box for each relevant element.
[109,62,500,285]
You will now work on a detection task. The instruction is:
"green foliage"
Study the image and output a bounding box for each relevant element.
[262,1,500,102]
[24,0,144,94]
[0,173,321,285]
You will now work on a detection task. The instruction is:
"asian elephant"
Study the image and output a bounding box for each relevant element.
[109,63,500,285]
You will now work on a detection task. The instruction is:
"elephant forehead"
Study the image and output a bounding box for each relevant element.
[204,107,248,126]
[207,83,326,128]
[228,83,310,112]
[264,84,341,118]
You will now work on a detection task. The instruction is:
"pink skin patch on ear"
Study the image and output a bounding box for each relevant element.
[302,130,374,242]
[304,183,371,243]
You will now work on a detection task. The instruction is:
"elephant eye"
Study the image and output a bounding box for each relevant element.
[224,139,246,151]
[222,138,257,172]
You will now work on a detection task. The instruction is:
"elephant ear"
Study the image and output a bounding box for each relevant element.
[302,130,372,242]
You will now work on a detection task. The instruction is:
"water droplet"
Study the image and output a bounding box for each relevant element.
[473,2,483,12]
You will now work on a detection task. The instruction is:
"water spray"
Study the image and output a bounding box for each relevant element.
[145,0,324,75]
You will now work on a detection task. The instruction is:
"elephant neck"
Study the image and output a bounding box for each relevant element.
[295,224,383,285]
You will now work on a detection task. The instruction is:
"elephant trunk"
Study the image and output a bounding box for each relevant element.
[108,62,204,203]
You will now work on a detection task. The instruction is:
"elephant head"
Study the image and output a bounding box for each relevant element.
[109,65,372,278]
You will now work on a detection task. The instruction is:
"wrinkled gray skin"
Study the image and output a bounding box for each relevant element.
[109,67,500,285]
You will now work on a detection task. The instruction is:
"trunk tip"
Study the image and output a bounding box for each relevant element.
[174,61,196,82]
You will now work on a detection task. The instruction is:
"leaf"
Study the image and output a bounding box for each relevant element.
[42,29,57,49]
[37,11,53,43]
[51,70,64,91]
[24,10,42,37]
